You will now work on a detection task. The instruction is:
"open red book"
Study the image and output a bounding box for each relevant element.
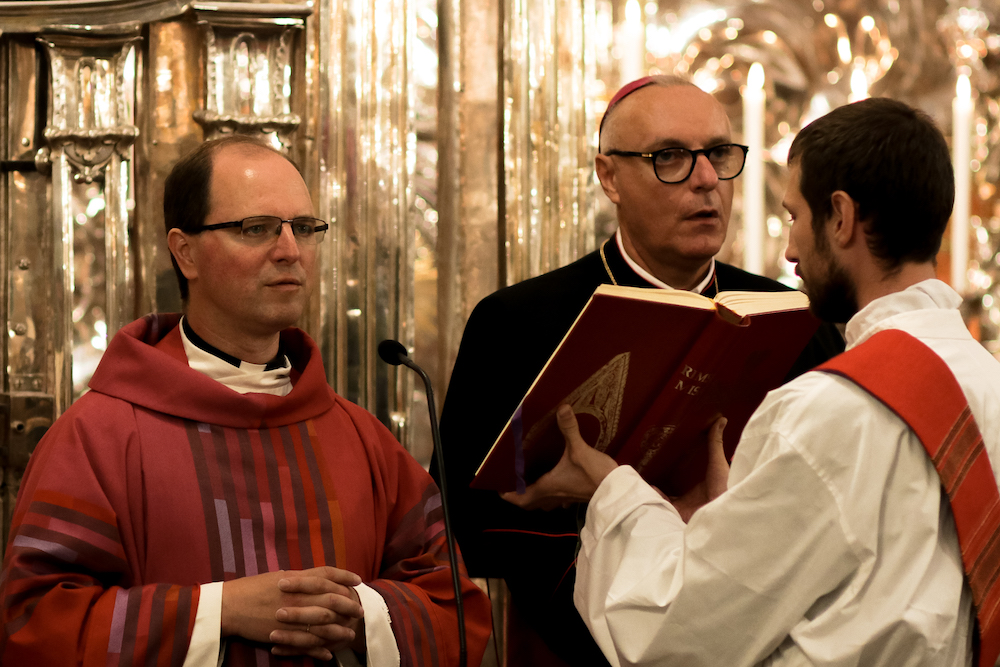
[471,284,819,495]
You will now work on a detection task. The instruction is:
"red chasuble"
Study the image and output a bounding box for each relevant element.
[819,329,1000,667]
[0,314,491,667]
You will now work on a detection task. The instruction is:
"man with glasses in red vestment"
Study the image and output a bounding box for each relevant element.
[0,136,491,667]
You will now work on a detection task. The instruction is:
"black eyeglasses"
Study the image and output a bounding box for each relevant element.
[195,216,329,246]
[603,143,749,184]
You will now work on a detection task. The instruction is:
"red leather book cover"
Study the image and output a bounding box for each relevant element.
[471,285,818,493]
[624,305,818,496]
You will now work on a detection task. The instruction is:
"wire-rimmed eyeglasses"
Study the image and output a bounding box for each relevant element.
[603,143,749,184]
[194,216,329,245]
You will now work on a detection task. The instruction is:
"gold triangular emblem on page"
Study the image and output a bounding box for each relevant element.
[523,352,629,453]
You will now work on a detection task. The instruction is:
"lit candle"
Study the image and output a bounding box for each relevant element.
[848,65,869,103]
[619,0,644,82]
[952,73,972,293]
[742,62,765,274]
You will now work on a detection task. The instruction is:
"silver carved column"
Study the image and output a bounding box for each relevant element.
[436,0,599,393]
[501,0,598,286]
[37,31,140,411]
[310,0,416,442]
[191,2,310,150]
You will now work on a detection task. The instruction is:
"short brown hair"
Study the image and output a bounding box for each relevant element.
[788,98,954,269]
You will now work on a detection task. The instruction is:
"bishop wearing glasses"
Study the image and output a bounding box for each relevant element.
[433,76,845,666]
[0,135,492,667]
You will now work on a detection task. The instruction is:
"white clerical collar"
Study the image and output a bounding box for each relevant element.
[615,228,716,293]
[179,317,293,396]
[844,279,962,350]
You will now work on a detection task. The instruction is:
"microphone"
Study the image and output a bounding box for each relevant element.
[378,339,467,667]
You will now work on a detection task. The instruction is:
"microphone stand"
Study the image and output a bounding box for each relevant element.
[378,340,467,667]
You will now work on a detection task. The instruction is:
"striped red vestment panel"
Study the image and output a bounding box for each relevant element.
[182,420,346,583]
[819,329,1000,667]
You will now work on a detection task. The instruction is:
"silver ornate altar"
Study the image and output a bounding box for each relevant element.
[0,12,997,663]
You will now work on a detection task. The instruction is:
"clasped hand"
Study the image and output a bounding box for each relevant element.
[222,565,366,662]
[502,404,729,522]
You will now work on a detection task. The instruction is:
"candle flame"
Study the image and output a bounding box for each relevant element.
[837,36,851,64]
[625,0,641,24]
[748,62,764,91]
[849,67,868,102]
[957,73,971,100]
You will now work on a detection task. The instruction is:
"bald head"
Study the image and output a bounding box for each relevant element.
[593,82,735,290]
[599,75,700,153]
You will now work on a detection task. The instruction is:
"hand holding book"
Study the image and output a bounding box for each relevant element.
[666,416,729,522]
[501,404,619,510]
[503,405,730,522]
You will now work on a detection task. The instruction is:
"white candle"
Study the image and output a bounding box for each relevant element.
[619,0,644,83]
[742,62,765,275]
[952,73,972,293]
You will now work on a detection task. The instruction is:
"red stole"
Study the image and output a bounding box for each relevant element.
[818,329,1000,667]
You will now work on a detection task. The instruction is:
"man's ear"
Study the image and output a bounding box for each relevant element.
[828,190,860,249]
[167,228,199,280]
[594,153,621,204]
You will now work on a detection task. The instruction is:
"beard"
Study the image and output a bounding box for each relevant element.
[801,249,858,324]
